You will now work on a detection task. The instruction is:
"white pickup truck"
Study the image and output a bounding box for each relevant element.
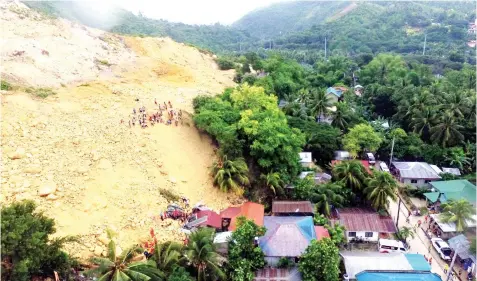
[431,238,452,261]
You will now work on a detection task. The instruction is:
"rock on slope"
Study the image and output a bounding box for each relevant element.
[1,0,238,260]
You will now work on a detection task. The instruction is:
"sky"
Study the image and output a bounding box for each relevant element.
[109,0,284,25]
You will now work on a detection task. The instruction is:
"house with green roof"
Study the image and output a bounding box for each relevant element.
[424,180,476,206]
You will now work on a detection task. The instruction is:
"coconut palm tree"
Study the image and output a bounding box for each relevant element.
[364,171,398,211]
[211,154,250,193]
[150,241,185,278]
[332,160,367,191]
[310,183,345,217]
[330,102,350,130]
[86,232,163,281]
[396,226,415,243]
[410,106,437,136]
[308,89,333,122]
[184,228,225,281]
[430,112,464,147]
[440,199,476,232]
[444,92,470,118]
[444,148,470,171]
[260,171,284,196]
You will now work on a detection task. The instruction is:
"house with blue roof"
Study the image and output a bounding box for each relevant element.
[341,252,442,281]
[259,216,316,266]
[326,87,345,103]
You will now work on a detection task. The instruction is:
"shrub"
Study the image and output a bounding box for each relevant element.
[277,257,293,268]
[158,188,180,202]
[216,57,236,70]
[313,214,329,226]
[1,80,12,91]
[97,59,111,66]
[34,88,57,98]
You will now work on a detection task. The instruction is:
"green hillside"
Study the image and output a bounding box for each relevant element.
[232,1,352,38]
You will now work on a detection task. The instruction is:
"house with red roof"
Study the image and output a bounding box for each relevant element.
[333,208,397,242]
[184,210,222,231]
[331,160,373,175]
[220,202,265,231]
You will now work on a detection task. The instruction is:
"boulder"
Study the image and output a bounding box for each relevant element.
[98,234,109,245]
[38,182,57,196]
[46,194,58,200]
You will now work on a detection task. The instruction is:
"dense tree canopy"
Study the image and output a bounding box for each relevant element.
[298,238,340,281]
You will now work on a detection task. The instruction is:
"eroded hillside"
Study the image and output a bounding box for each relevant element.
[1,0,238,260]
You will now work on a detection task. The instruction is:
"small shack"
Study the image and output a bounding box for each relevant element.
[272,201,314,216]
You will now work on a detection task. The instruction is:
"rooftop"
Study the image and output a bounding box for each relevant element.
[326,87,343,98]
[337,208,397,233]
[392,162,441,180]
[341,252,431,279]
[314,226,330,240]
[429,180,476,204]
[253,268,302,281]
[441,168,461,176]
[356,271,442,281]
[272,201,314,214]
[220,202,265,231]
[260,216,316,257]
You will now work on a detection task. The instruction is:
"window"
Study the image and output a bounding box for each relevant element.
[411,179,418,183]
[365,232,373,238]
[348,232,356,237]
[425,180,431,184]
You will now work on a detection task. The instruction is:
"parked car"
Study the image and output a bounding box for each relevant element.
[431,238,452,261]
[366,153,376,164]
[380,162,390,173]
[378,238,407,253]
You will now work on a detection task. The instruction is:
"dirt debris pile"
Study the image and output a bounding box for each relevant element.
[1,0,238,261]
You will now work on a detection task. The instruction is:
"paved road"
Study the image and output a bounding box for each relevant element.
[388,198,449,280]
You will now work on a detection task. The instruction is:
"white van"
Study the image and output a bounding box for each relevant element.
[378,239,407,253]
[380,162,390,173]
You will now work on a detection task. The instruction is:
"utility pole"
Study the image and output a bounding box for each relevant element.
[324,36,327,60]
[389,136,395,168]
[395,196,402,228]
[422,34,427,56]
[446,239,470,281]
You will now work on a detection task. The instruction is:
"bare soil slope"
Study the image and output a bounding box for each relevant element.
[1,0,238,260]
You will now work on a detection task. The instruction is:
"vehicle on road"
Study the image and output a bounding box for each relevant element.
[378,238,408,253]
[431,238,452,261]
[379,162,390,172]
[366,153,376,164]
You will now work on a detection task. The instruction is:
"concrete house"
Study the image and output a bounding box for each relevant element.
[298,152,313,168]
[391,162,441,187]
[334,208,397,242]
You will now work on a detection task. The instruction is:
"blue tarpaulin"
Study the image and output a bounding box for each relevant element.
[356,271,442,281]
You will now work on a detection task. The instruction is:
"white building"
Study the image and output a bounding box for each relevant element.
[392,162,441,188]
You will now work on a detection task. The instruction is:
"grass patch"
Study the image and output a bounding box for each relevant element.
[97,59,111,66]
[26,87,57,98]
[158,188,180,202]
[1,80,12,91]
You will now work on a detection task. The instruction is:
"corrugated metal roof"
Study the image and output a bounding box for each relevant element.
[260,216,316,257]
[220,202,264,231]
[430,165,443,174]
[442,167,461,176]
[326,87,343,97]
[341,252,430,279]
[254,268,302,281]
[430,180,476,204]
[272,201,314,214]
[196,210,222,229]
[337,208,397,233]
[392,162,441,179]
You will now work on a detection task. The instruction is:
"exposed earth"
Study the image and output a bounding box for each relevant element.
[1,0,240,260]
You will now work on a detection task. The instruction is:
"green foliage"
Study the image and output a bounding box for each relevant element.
[471,238,476,255]
[313,213,329,226]
[211,154,250,194]
[342,124,382,157]
[395,226,415,242]
[27,87,57,98]
[158,188,180,202]
[298,238,340,281]
[228,217,266,281]
[364,171,398,211]
[277,257,293,269]
[292,175,316,200]
[1,80,12,91]
[150,241,185,278]
[332,160,369,191]
[169,267,194,281]
[184,227,225,281]
[260,171,285,196]
[310,183,345,217]
[324,224,346,246]
[440,199,476,232]
[1,201,78,281]
[216,57,236,70]
[97,59,111,66]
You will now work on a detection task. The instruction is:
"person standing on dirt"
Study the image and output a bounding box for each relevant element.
[154,98,157,106]
[168,101,172,108]
[164,102,167,109]
[133,108,136,115]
